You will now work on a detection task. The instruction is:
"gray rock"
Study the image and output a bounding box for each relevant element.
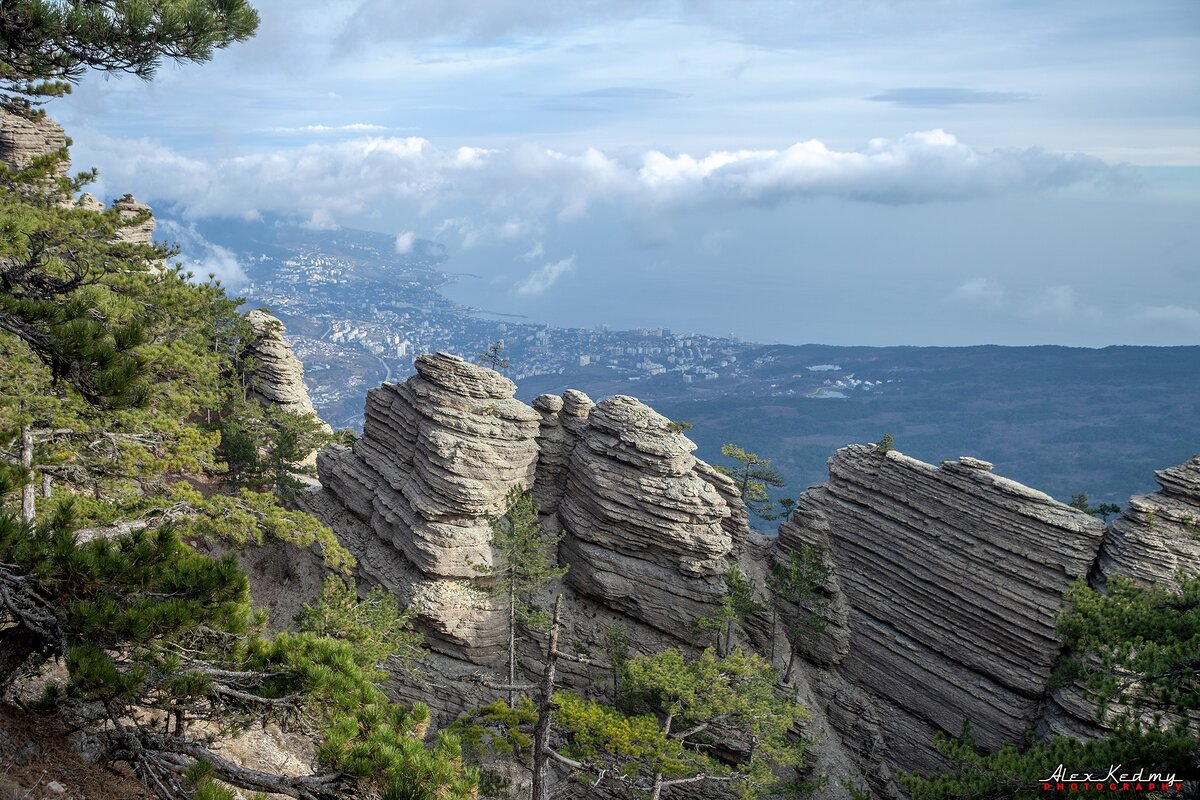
[111,195,156,245]
[557,395,741,635]
[0,109,66,171]
[776,445,1106,795]
[243,310,326,420]
[67,730,104,763]
[306,363,753,675]
[76,193,104,212]
[0,728,40,765]
[1095,455,1200,589]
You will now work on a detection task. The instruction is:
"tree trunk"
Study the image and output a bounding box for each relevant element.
[649,711,675,800]
[20,424,35,523]
[508,572,517,708]
[531,595,563,800]
[0,624,47,694]
[783,652,796,685]
[41,473,51,498]
[770,607,778,665]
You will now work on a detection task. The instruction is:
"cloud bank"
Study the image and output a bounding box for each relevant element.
[79,129,1124,226]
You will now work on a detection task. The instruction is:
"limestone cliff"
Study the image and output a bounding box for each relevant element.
[774,445,1200,797]
[0,110,66,171]
[299,355,759,717]
[774,446,1105,794]
[242,310,332,439]
[1095,455,1200,589]
[299,351,1196,799]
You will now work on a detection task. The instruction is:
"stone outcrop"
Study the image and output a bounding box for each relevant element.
[556,395,736,634]
[312,353,541,660]
[1044,455,1200,740]
[110,195,157,245]
[303,356,752,675]
[243,310,330,424]
[0,110,66,171]
[299,347,1198,798]
[240,310,331,467]
[776,445,1106,795]
[1095,455,1200,589]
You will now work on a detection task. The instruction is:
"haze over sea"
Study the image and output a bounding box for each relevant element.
[56,1,1199,349]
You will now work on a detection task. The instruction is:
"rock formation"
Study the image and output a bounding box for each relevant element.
[1044,455,1200,740]
[1,110,162,262]
[555,394,737,634]
[298,350,1197,799]
[0,109,66,171]
[242,310,330,423]
[775,445,1106,795]
[313,353,540,660]
[1095,455,1200,589]
[110,194,157,245]
[768,444,1200,796]
[301,356,755,715]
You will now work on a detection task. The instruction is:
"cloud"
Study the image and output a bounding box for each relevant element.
[337,0,656,46]
[1136,304,1200,332]
[266,123,389,134]
[302,209,340,230]
[1029,285,1102,320]
[157,220,248,287]
[949,277,1006,307]
[395,230,416,253]
[867,88,1036,108]
[75,129,1125,229]
[521,241,545,260]
[516,256,574,296]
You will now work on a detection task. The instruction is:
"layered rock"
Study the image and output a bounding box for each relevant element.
[110,195,157,245]
[557,395,736,634]
[1095,455,1200,589]
[243,311,329,423]
[0,110,66,171]
[777,445,1106,794]
[312,353,542,659]
[305,360,753,671]
[1045,454,1200,739]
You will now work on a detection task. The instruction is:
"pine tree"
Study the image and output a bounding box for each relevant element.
[478,340,510,373]
[716,443,789,521]
[475,486,567,704]
[694,563,762,656]
[0,496,476,800]
[0,0,259,114]
[553,647,809,799]
[901,574,1199,798]
[767,545,831,673]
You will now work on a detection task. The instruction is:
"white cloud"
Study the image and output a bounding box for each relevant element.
[74,129,1123,228]
[157,220,248,287]
[1136,304,1200,332]
[950,277,1006,307]
[516,256,574,296]
[302,209,339,230]
[395,230,416,253]
[521,241,545,260]
[266,123,389,134]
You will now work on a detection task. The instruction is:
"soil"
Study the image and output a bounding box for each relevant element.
[0,704,150,800]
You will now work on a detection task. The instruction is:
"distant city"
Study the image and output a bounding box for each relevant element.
[187,215,1200,508]
[217,219,885,430]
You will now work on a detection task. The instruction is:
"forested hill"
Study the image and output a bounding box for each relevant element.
[495,342,1200,510]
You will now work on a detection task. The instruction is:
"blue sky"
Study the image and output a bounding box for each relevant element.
[57,0,1200,345]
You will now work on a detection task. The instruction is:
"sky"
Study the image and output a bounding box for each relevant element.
[56,0,1200,346]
